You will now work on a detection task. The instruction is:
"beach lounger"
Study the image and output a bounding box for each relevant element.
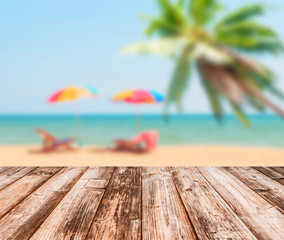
[113,130,158,152]
[35,128,77,152]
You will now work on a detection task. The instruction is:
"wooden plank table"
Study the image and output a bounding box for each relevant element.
[0,167,283,239]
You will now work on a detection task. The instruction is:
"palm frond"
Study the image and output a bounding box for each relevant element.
[216,4,265,28]
[213,46,284,117]
[216,21,277,38]
[230,102,251,127]
[145,18,183,36]
[215,5,284,54]
[189,0,222,26]
[217,46,274,76]
[165,45,192,110]
[192,42,232,65]
[198,58,244,105]
[157,0,187,26]
[177,0,186,7]
[217,35,284,54]
[246,96,265,112]
[144,0,187,37]
[121,38,185,57]
[197,60,224,122]
[234,76,284,118]
[236,65,284,100]
[127,0,284,125]
[218,47,283,101]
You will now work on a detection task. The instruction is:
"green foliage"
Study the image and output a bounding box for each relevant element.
[177,0,186,7]
[144,0,187,37]
[165,47,192,110]
[216,4,265,27]
[216,21,284,54]
[189,0,222,26]
[145,18,181,37]
[124,0,284,126]
[235,64,284,101]
[230,103,251,127]
[217,35,284,54]
[216,21,277,38]
[246,96,265,112]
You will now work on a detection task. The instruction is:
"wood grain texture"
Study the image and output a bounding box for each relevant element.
[0,167,61,219]
[0,167,37,191]
[0,167,282,239]
[271,167,284,175]
[0,167,86,240]
[199,167,284,240]
[171,167,257,240]
[254,167,284,184]
[226,167,284,213]
[142,167,197,240]
[0,168,11,174]
[30,167,114,240]
[86,167,142,240]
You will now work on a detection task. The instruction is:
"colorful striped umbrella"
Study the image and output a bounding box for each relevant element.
[112,89,164,131]
[48,86,98,145]
[48,86,98,103]
[112,89,164,104]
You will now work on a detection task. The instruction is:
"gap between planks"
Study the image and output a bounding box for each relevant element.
[0,167,88,240]
[0,167,62,220]
[225,167,284,214]
[86,167,142,240]
[198,167,284,240]
[30,167,115,240]
[171,167,257,240]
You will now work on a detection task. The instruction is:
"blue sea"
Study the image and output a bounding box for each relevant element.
[0,114,284,147]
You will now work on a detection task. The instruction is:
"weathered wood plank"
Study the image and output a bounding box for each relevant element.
[226,167,284,213]
[271,167,284,175]
[0,167,37,191]
[0,167,87,240]
[254,167,284,184]
[86,167,142,240]
[142,167,197,240]
[171,167,257,240]
[199,167,284,240]
[30,167,114,240]
[0,168,11,174]
[0,167,61,219]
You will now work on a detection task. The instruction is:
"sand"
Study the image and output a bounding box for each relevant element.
[0,144,284,166]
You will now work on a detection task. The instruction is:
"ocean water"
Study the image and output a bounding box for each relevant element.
[0,114,284,147]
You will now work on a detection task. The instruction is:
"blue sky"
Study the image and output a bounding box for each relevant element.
[1,0,284,114]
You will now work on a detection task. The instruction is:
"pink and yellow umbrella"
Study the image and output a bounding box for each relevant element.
[112,89,164,131]
[48,86,98,144]
[48,86,98,103]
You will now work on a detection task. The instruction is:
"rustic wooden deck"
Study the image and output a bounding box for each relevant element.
[0,167,283,240]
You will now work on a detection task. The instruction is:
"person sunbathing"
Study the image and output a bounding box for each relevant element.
[113,130,158,152]
[35,128,77,152]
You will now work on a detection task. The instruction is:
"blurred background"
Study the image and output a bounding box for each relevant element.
[1,0,284,147]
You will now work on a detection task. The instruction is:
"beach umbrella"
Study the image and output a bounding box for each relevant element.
[112,89,164,132]
[48,86,98,145]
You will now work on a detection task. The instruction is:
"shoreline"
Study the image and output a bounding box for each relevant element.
[1,144,284,166]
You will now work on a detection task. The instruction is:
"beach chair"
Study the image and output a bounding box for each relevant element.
[35,128,77,152]
[113,130,158,152]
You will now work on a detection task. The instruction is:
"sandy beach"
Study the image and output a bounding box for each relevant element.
[1,144,284,166]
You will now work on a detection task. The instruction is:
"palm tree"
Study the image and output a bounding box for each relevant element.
[123,0,284,126]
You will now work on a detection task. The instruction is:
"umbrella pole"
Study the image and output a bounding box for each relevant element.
[74,102,81,146]
[136,104,141,133]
